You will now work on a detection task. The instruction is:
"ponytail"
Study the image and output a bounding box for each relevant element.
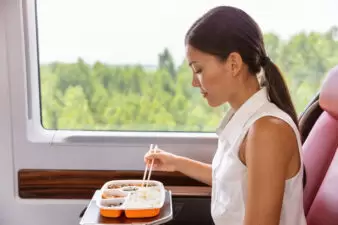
[261,57,299,127]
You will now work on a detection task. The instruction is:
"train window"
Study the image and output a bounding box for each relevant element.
[33,0,338,136]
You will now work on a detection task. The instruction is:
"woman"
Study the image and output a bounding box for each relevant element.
[144,6,307,225]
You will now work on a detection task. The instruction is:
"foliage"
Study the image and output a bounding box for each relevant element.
[40,27,338,132]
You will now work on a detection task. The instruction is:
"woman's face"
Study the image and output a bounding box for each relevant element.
[186,44,242,107]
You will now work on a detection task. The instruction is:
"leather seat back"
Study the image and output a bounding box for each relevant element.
[302,65,338,223]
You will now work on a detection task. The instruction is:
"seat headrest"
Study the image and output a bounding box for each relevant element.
[319,65,338,119]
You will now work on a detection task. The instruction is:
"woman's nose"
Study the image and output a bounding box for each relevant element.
[192,75,200,87]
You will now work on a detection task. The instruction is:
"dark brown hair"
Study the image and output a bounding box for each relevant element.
[185,6,298,127]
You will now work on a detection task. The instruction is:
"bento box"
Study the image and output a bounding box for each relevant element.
[96,180,166,218]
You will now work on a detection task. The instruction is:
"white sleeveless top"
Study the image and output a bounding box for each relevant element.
[211,87,307,225]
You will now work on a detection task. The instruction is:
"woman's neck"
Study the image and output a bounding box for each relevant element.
[229,77,260,110]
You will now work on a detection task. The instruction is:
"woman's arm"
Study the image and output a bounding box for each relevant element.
[175,156,212,186]
[244,116,299,225]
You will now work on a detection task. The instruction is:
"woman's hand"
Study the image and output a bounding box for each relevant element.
[144,147,212,186]
[144,148,180,172]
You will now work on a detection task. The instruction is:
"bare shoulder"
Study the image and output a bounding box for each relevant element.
[249,116,296,141]
[245,116,298,165]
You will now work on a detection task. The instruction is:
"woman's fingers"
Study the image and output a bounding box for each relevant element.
[144,158,161,169]
[145,151,161,161]
[144,148,165,170]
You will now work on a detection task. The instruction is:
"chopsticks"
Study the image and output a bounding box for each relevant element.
[146,144,157,187]
[142,144,157,187]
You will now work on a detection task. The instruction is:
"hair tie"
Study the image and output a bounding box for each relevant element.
[260,56,271,67]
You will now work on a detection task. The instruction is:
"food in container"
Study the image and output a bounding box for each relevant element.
[96,180,165,218]
[101,189,127,199]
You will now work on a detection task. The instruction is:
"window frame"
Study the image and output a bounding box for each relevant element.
[24,0,219,147]
[3,1,217,204]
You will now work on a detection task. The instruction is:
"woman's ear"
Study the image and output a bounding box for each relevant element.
[228,52,243,77]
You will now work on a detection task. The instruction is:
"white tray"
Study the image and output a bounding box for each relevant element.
[79,190,173,225]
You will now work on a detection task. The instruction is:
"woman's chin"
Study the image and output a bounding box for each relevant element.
[206,98,222,107]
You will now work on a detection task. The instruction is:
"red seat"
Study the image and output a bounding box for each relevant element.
[302,65,338,224]
[307,150,338,224]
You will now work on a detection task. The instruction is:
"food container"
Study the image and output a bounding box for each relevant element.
[96,180,166,218]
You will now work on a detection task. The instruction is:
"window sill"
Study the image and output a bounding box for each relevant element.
[27,120,218,146]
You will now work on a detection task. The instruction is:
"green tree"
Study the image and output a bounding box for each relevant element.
[40,27,338,131]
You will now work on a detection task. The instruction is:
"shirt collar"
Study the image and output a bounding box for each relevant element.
[216,87,270,144]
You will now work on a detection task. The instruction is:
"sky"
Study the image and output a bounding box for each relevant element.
[36,0,338,66]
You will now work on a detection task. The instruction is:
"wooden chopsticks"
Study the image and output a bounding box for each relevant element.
[142,144,157,187]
